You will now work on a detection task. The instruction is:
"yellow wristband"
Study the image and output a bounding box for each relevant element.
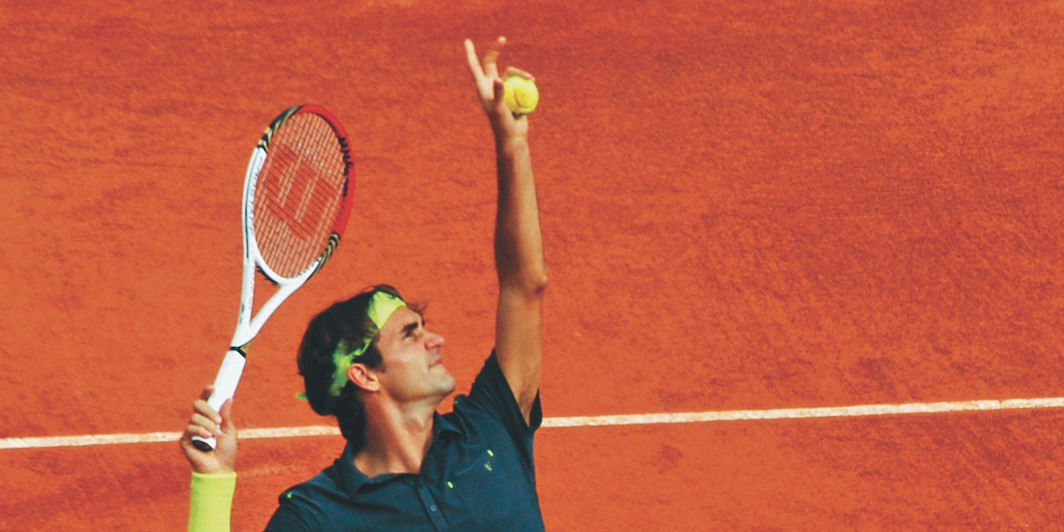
[189,471,236,532]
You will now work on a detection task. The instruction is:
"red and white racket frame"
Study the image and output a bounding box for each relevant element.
[193,105,353,451]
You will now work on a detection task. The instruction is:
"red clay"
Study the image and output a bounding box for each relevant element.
[2,0,1064,529]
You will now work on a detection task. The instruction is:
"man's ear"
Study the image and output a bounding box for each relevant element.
[348,363,380,392]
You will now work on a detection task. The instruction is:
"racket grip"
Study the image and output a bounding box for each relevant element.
[191,349,247,452]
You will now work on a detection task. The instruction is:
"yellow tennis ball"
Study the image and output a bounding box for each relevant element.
[503,76,539,115]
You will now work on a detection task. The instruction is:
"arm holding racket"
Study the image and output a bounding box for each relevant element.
[465,37,547,425]
[180,103,352,526]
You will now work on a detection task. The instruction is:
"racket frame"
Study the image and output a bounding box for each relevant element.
[193,105,352,451]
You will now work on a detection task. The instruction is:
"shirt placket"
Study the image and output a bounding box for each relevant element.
[415,480,448,531]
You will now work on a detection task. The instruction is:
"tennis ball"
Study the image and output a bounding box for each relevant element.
[503,76,539,115]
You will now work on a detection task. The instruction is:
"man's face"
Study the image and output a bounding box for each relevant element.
[373,306,456,404]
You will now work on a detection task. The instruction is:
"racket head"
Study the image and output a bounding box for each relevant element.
[245,105,354,283]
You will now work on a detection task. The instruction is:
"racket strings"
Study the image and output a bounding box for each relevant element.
[252,112,348,280]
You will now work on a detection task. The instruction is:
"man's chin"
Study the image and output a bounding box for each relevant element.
[439,374,457,396]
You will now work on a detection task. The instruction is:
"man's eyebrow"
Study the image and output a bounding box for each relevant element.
[399,317,422,335]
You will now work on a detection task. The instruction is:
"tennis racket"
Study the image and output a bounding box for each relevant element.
[192,104,354,451]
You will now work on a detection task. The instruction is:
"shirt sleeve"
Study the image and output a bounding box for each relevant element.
[464,351,543,457]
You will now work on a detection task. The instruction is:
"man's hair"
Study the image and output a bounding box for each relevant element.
[297,284,406,448]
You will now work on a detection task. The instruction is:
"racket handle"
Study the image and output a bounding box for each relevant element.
[191,349,247,452]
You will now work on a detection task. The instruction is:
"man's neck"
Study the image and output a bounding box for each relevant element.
[354,399,438,477]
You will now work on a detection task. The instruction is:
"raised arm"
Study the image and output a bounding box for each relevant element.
[465,37,547,423]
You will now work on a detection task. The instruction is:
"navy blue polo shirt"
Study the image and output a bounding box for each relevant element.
[264,353,545,531]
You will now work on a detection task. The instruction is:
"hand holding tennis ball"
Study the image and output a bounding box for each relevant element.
[503,75,539,115]
[465,37,537,133]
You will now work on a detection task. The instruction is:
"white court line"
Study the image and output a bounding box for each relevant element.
[2,397,1063,450]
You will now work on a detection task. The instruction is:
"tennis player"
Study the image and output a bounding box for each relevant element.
[179,36,547,531]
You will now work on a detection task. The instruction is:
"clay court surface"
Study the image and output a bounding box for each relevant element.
[3,1,1064,530]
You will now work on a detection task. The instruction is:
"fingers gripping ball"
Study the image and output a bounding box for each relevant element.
[503,76,539,115]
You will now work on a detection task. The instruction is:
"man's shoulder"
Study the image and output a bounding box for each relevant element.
[265,467,341,531]
[280,462,346,502]
[443,351,540,447]
[449,352,507,416]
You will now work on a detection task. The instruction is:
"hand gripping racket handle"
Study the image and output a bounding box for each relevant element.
[191,349,247,452]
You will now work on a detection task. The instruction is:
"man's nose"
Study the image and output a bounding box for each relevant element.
[427,332,445,348]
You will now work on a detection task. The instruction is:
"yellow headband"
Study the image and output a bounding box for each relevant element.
[326,291,407,397]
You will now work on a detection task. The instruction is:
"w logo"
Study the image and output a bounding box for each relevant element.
[260,145,338,241]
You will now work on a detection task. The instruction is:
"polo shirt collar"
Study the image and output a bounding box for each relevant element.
[337,411,466,499]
